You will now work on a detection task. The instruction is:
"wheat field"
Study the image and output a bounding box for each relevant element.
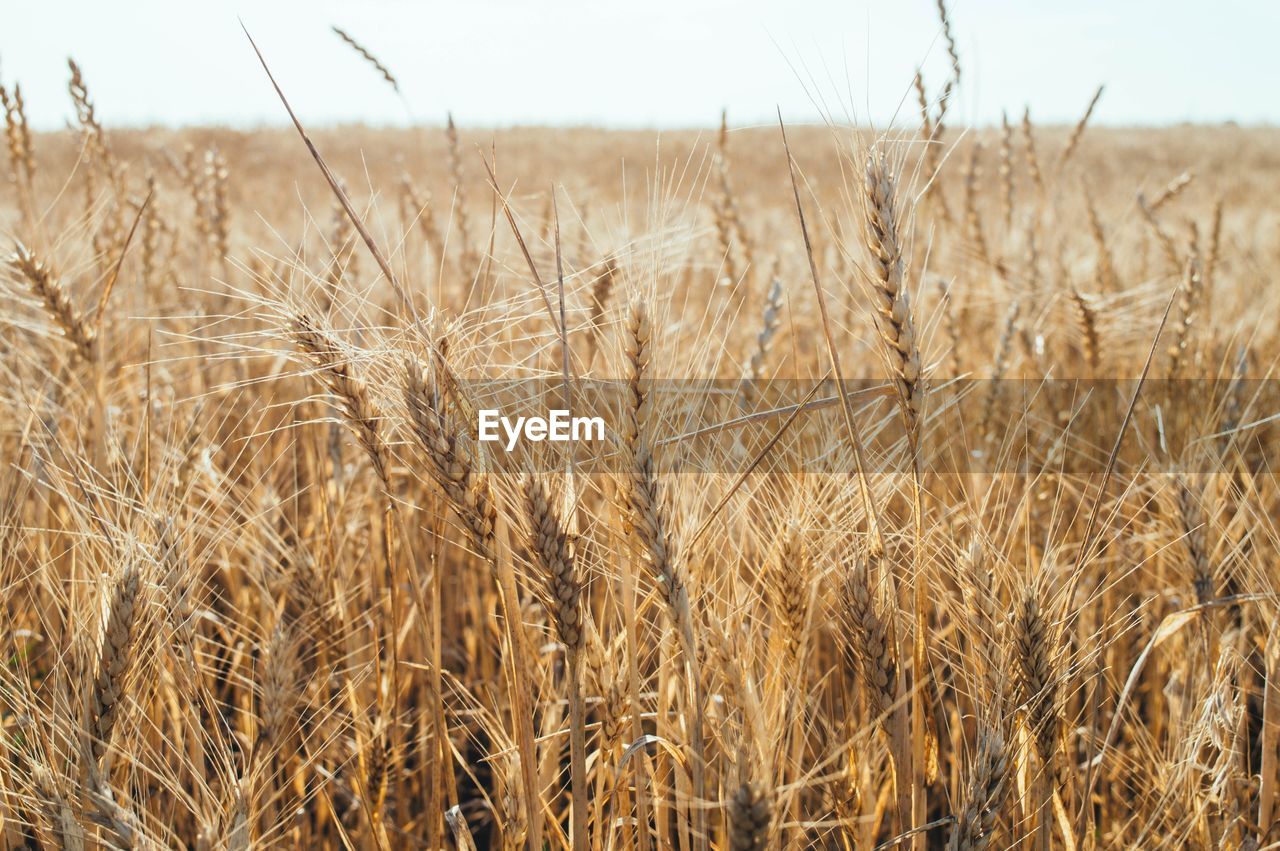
[0,14,1278,851]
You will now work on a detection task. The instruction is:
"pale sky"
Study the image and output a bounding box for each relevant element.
[4,0,1275,130]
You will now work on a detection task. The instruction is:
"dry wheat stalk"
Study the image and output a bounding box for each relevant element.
[68,59,126,269]
[225,785,250,851]
[845,552,914,841]
[140,174,163,291]
[1011,580,1066,850]
[364,726,392,830]
[940,277,961,372]
[1260,623,1280,837]
[84,779,149,850]
[961,541,1001,692]
[586,255,618,369]
[0,22,1276,851]
[519,471,589,842]
[67,58,119,190]
[914,72,933,144]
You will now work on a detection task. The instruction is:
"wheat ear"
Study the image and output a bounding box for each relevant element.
[727,780,772,851]
[1147,170,1194,213]
[1069,287,1101,376]
[29,762,86,851]
[332,27,401,93]
[771,521,810,656]
[1176,475,1214,604]
[1083,185,1117,290]
[947,725,1009,850]
[617,297,707,838]
[523,473,588,850]
[999,112,1014,229]
[961,141,992,268]
[844,556,898,723]
[1011,582,1064,849]
[1167,257,1202,378]
[88,562,141,768]
[1057,85,1104,172]
[745,268,784,383]
[291,312,393,493]
[862,147,924,437]
[446,114,474,267]
[915,71,952,222]
[935,0,961,84]
[1021,106,1044,196]
[8,245,98,363]
[403,359,497,564]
